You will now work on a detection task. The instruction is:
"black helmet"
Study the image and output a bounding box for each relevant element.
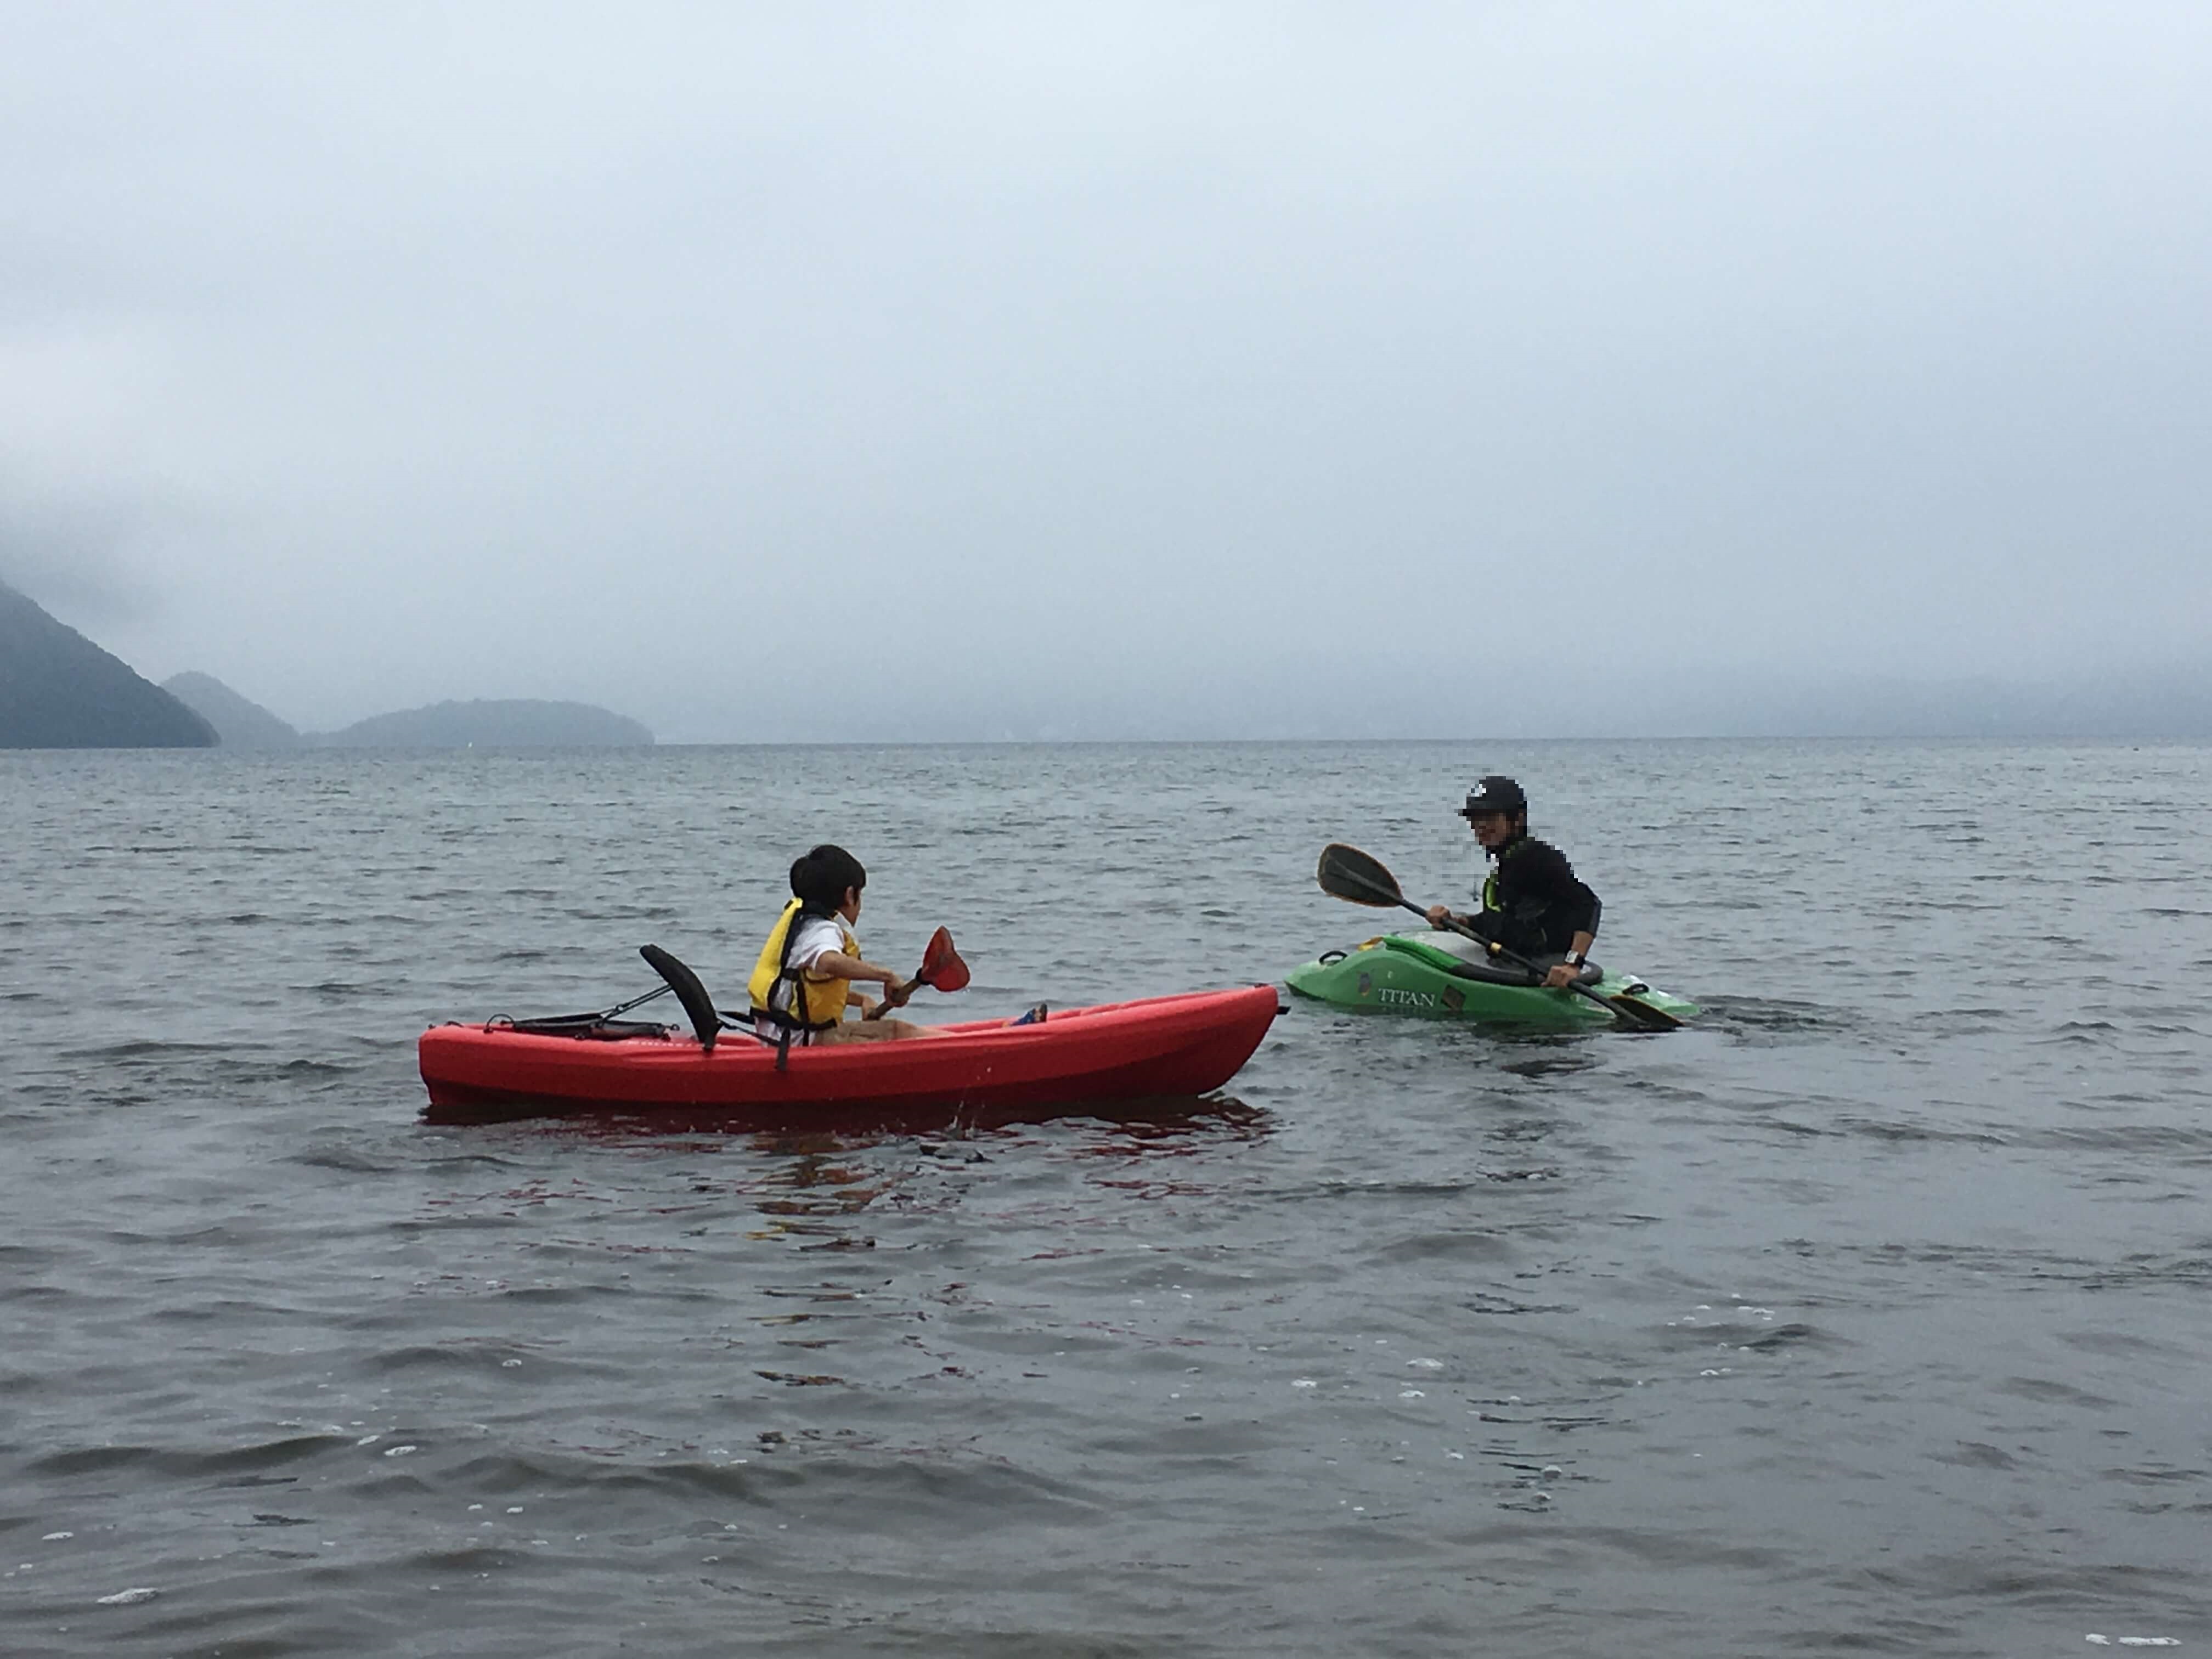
[1457,775,1526,818]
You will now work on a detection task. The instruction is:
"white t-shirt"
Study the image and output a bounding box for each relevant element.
[754,913,858,1044]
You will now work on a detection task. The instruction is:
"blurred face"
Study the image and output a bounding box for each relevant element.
[1466,811,1514,850]
[838,885,864,922]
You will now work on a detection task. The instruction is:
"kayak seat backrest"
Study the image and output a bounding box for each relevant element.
[639,943,723,1052]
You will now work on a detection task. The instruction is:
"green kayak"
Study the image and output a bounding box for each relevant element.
[1284,929,1697,1026]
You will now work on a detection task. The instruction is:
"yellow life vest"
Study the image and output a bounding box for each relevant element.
[747,899,859,1032]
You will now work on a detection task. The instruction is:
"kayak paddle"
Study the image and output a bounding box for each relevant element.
[874,926,970,1017]
[1314,843,1682,1031]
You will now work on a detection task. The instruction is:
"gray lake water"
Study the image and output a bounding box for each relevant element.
[4,740,2209,1657]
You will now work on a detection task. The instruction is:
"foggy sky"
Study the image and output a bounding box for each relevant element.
[3,4,2208,741]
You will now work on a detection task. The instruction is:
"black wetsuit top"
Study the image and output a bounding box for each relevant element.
[1474,833,1602,958]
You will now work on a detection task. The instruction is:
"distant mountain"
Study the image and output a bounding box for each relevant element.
[155,678,653,748]
[314,698,653,747]
[162,671,303,748]
[0,579,216,749]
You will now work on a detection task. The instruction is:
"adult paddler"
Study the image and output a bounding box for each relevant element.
[1423,776,1601,990]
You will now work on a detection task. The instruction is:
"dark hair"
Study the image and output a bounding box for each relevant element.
[790,844,866,910]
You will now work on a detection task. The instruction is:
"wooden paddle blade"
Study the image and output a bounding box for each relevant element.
[1316,843,1404,907]
[918,927,970,992]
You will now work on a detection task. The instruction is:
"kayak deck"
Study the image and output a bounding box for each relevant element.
[419,984,1282,1127]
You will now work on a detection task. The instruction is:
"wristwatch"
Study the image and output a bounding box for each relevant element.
[1563,951,1584,968]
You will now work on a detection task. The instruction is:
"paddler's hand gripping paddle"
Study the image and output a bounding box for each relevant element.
[873,927,970,1019]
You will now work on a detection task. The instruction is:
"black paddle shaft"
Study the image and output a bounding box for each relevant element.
[1324,857,1544,968]
[1314,843,1680,1030]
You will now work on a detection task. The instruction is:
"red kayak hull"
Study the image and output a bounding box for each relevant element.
[417,984,1280,1127]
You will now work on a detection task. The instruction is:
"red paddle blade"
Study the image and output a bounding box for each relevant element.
[918,927,970,992]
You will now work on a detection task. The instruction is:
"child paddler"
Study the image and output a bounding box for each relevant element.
[747,844,942,1051]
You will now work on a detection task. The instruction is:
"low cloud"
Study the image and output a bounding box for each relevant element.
[4,10,2209,735]
[0,488,163,627]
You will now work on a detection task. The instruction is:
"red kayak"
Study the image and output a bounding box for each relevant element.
[418,984,1280,1127]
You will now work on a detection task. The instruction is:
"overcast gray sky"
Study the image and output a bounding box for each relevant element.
[3,3,2207,740]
